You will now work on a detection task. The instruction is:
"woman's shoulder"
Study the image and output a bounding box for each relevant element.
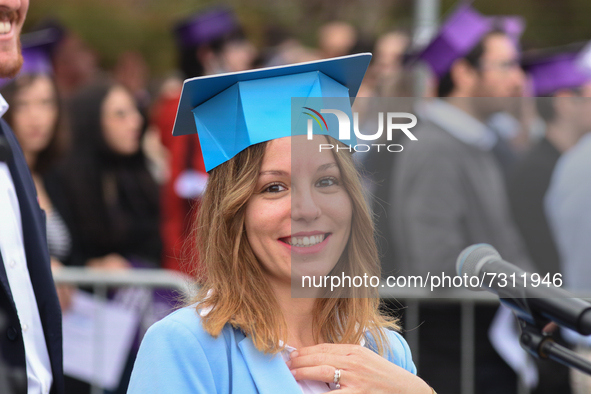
[144,304,233,347]
[129,305,234,393]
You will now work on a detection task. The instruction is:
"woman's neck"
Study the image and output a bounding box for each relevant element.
[272,282,319,349]
[24,150,37,170]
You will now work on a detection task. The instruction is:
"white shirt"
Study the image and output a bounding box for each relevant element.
[0,93,53,394]
[199,297,355,393]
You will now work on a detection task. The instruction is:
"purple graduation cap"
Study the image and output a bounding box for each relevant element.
[0,30,55,88]
[523,43,591,96]
[19,46,53,76]
[417,3,526,79]
[174,8,240,49]
[418,3,492,79]
[494,15,525,50]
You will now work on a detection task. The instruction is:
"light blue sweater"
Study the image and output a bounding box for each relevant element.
[128,306,416,394]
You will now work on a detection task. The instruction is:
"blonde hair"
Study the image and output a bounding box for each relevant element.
[188,136,399,355]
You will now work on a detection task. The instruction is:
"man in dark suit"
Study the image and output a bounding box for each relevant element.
[0,0,64,393]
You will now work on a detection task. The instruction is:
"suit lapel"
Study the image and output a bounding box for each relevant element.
[1,119,51,302]
[0,125,17,310]
[0,120,65,394]
[0,250,16,311]
[238,336,301,394]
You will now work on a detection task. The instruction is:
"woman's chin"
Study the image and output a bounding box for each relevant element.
[290,264,336,280]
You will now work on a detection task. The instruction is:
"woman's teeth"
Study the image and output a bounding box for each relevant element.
[286,234,326,247]
[0,22,11,35]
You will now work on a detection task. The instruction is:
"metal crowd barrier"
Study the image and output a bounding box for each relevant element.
[53,267,193,294]
[53,268,582,394]
[53,268,194,394]
[380,287,506,394]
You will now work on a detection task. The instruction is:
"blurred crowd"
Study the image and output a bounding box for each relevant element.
[4,3,591,394]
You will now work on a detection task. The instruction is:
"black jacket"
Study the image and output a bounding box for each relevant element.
[0,119,64,394]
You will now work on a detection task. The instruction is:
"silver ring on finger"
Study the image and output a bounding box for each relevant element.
[333,368,341,389]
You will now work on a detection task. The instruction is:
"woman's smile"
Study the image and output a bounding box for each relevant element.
[245,135,352,283]
[279,232,332,255]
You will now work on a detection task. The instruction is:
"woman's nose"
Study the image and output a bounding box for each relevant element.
[291,188,321,222]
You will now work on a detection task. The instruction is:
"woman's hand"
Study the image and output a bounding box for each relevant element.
[287,343,433,394]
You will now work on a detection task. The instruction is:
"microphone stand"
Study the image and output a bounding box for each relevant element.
[518,318,591,375]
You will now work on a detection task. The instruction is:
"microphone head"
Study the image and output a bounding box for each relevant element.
[456,244,501,286]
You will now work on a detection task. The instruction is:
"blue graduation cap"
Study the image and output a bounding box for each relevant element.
[172,53,372,172]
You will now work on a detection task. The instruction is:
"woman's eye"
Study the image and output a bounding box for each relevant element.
[263,183,287,193]
[316,176,339,187]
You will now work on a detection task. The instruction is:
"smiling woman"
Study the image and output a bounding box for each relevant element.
[127,54,434,394]
[245,136,354,290]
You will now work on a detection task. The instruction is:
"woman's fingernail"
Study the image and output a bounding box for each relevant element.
[286,360,291,368]
[291,369,296,377]
[291,351,299,358]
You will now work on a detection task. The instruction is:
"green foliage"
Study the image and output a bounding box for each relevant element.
[23,0,591,77]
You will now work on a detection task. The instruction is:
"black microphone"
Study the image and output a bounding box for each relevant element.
[0,135,12,163]
[456,243,591,336]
